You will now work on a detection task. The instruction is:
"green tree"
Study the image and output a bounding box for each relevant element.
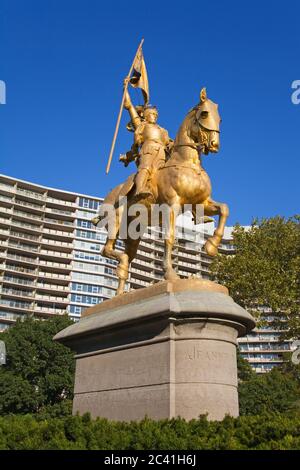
[239,367,300,415]
[237,351,256,382]
[211,216,300,338]
[0,316,75,415]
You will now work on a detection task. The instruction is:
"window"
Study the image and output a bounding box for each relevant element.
[73,261,104,273]
[77,219,92,229]
[71,282,103,294]
[76,210,96,219]
[72,272,104,283]
[69,305,82,314]
[71,294,101,305]
[76,230,106,241]
[74,251,103,262]
[105,267,114,275]
[74,240,102,251]
[78,197,99,210]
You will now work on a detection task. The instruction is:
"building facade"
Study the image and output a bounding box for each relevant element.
[0,174,293,372]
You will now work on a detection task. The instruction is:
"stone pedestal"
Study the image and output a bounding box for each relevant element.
[54,279,255,421]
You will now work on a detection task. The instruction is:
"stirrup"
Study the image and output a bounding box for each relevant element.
[132,191,154,202]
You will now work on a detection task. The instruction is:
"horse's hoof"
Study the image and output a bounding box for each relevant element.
[116,290,125,296]
[164,269,180,281]
[204,238,218,257]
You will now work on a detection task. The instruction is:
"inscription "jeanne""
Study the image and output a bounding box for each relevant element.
[186,347,231,361]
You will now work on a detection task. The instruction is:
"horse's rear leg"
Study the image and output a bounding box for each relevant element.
[102,237,130,296]
[203,198,229,257]
[163,205,180,281]
[116,238,141,295]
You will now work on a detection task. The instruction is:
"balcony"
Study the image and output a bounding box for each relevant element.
[200,265,211,272]
[129,277,151,288]
[14,199,45,212]
[8,242,39,253]
[179,261,200,270]
[39,260,72,271]
[0,193,14,201]
[46,196,76,208]
[10,220,42,233]
[10,230,40,243]
[1,288,35,299]
[0,299,34,311]
[0,311,26,322]
[131,258,154,271]
[36,282,69,292]
[40,238,73,252]
[13,209,43,222]
[34,305,68,316]
[3,276,36,287]
[39,249,72,260]
[6,253,38,265]
[0,216,11,226]
[0,183,16,194]
[243,357,283,363]
[5,264,38,276]
[139,240,164,252]
[43,228,74,240]
[16,187,46,201]
[45,207,75,219]
[0,228,9,238]
[178,270,191,277]
[44,217,74,228]
[38,271,70,281]
[130,267,157,280]
[35,294,69,303]
[177,249,200,259]
[0,207,13,216]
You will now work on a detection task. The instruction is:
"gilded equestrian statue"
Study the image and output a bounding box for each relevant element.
[92,86,229,295]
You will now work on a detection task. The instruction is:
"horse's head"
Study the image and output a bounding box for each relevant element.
[192,88,221,155]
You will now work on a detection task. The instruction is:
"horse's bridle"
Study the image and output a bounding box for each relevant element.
[173,107,220,153]
[173,142,203,151]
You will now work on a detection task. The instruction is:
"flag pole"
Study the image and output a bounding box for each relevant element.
[105,38,144,175]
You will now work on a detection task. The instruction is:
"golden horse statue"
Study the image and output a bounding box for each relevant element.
[93,88,229,294]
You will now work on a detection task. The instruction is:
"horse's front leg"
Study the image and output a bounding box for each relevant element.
[163,205,180,281]
[203,198,229,257]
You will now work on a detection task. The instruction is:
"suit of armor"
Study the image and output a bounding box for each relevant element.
[122,86,171,200]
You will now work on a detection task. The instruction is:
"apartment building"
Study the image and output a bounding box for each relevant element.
[0,174,293,372]
[0,174,119,327]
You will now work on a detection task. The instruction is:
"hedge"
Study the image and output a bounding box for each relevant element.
[0,413,300,450]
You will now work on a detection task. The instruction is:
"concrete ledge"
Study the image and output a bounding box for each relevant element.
[54,281,255,346]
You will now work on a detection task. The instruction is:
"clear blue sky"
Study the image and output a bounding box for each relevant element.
[1,0,299,225]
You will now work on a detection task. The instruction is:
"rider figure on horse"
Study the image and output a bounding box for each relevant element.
[120,79,173,201]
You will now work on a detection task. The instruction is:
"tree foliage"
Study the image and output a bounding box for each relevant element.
[239,367,300,416]
[237,351,256,382]
[211,216,300,337]
[0,413,300,450]
[0,316,75,415]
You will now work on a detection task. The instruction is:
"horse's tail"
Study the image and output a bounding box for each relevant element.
[91,174,135,229]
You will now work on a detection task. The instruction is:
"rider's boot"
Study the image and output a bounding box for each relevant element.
[133,169,154,201]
